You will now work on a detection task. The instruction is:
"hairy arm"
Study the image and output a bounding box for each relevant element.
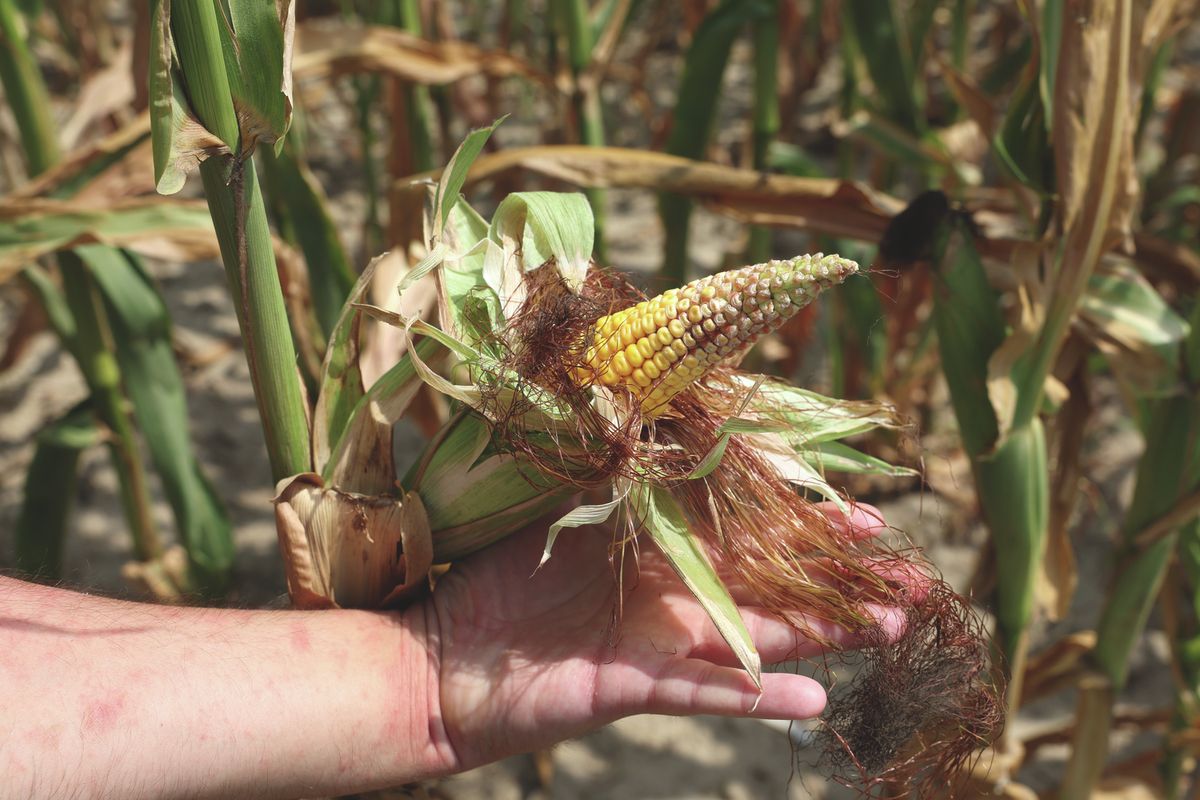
[0,504,892,799]
[0,577,448,800]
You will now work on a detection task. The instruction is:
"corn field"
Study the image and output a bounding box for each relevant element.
[1,0,1199,797]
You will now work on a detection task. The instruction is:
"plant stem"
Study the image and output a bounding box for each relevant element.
[0,0,60,174]
[1,0,166,564]
[395,0,436,173]
[172,1,312,481]
[198,160,312,481]
[558,0,607,261]
[59,254,164,561]
[1062,302,1200,799]
[747,1,779,263]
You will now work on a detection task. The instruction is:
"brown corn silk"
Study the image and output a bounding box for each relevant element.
[473,257,999,791]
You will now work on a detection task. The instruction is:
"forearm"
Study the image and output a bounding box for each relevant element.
[0,577,453,800]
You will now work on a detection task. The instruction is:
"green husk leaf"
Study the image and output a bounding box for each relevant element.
[631,482,761,687]
[488,191,595,292]
[930,217,1005,457]
[734,377,907,446]
[689,433,731,480]
[801,441,918,478]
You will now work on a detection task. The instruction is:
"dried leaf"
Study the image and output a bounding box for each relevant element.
[394,146,904,245]
[293,22,552,89]
[273,473,419,609]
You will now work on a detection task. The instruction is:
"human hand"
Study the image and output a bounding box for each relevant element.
[411,501,900,775]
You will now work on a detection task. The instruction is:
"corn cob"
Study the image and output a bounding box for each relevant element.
[577,254,858,415]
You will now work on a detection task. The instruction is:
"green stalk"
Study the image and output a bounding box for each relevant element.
[1061,302,1200,799]
[59,254,164,561]
[0,0,59,173]
[171,2,311,481]
[557,0,606,260]
[260,134,356,338]
[659,0,764,285]
[396,0,436,173]
[1164,518,1200,799]
[1,0,166,565]
[746,1,779,263]
[932,216,1047,765]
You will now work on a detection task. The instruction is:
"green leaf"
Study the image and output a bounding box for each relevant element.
[149,0,228,194]
[992,57,1051,193]
[843,0,923,133]
[1079,259,1190,397]
[930,217,1005,457]
[435,117,506,236]
[15,402,98,580]
[1038,0,1064,130]
[0,198,216,282]
[82,245,234,590]
[219,0,294,154]
[259,140,354,336]
[630,482,761,687]
[801,441,918,478]
[660,0,772,283]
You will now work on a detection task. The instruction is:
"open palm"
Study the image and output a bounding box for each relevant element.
[412,503,894,774]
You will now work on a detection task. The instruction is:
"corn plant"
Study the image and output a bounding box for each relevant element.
[264,121,1002,791]
[1,0,233,595]
[659,0,776,284]
[151,0,310,482]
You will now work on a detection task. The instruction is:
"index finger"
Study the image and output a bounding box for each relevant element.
[815,501,888,540]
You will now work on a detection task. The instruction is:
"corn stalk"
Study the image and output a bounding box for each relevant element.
[659,0,773,285]
[746,0,779,263]
[156,0,311,482]
[556,0,606,260]
[3,0,235,592]
[1062,298,1200,798]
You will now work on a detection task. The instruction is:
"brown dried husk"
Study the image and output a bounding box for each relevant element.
[469,262,1002,792]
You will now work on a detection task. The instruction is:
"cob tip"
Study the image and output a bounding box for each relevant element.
[579,253,859,415]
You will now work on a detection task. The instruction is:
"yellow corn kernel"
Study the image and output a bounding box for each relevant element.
[631,368,652,388]
[642,360,661,381]
[624,343,645,369]
[611,350,631,376]
[637,338,656,360]
[653,351,673,370]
